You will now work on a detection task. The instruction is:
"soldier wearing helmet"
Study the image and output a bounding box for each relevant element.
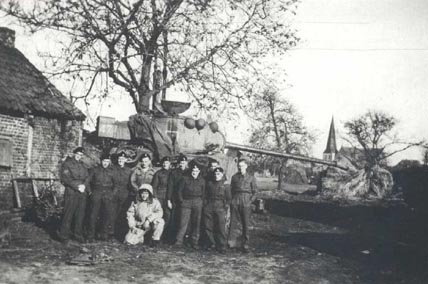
[124,184,164,246]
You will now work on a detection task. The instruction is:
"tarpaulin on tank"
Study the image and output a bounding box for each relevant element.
[128,113,173,160]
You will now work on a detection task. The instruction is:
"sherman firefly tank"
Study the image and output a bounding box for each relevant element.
[96,100,346,183]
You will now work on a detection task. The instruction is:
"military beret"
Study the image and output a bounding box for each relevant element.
[117,151,127,158]
[177,155,188,162]
[161,156,171,163]
[191,163,201,170]
[214,167,224,173]
[100,153,111,160]
[140,153,151,160]
[73,147,85,154]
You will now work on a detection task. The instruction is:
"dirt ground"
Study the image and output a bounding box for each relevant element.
[1,180,428,284]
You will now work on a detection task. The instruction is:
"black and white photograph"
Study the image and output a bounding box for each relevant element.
[0,0,427,283]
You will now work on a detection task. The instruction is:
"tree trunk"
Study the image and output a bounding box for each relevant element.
[136,94,152,114]
[135,55,154,114]
[267,98,281,148]
[278,158,288,191]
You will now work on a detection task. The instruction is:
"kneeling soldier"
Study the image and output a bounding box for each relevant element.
[203,167,231,253]
[125,184,164,246]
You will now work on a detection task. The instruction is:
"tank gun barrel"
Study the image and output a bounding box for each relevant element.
[224,142,348,170]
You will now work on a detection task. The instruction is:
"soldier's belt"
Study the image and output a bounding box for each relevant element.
[233,191,251,194]
[206,197,224,201]
[183,195,203,199]
[92,186,114,191]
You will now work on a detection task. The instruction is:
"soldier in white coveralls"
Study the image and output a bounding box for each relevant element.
[124,184,165,246]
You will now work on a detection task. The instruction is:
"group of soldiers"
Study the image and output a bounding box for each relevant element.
[57,146,257,253]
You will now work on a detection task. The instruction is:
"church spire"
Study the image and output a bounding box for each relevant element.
[323,117,338,161]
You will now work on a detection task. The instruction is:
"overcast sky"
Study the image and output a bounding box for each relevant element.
[2,0,427,165]
[280,0,428,164]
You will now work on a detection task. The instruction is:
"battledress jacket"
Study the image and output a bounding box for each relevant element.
[230,172,257,201]
[130,166,156,193]
[151,168,171,200]
[60,157,90,193]
[112,164,132,198]
[167,168,189,202]
[88,165,115,193]
[177,175,206,203]
[205,179,232,206]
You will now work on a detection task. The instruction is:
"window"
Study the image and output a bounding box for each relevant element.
[0,137,13,168]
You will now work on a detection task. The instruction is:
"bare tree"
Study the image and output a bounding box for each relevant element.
[249,89,314,154]
[2,0,300,115]
[248,89,315,182]
[344,110,424,168]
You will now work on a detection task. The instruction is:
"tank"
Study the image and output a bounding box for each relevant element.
[95,100,345,184]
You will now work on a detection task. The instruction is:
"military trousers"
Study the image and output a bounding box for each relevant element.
[58,188,87,240]
[158,197,172,241]
[203,200,227,248]
[111,193,130,240]
[229,193,252,247]
[88,190,114,239]
[168,200,180,242]
[176,198,203,245]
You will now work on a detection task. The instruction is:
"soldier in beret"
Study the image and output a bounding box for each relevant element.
[57,147,90,244]
[130,153,156,196]
[208,159,220,175]
[111,151,133,240]
[175,163,205,248]
[203,167,231,253]
[151,156,173,241]
[87,153,116,241]
[229,158,257,253]
[167,155,189,241]
[205,159,227,182]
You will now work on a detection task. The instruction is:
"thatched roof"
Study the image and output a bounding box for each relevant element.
[0,38,85,121]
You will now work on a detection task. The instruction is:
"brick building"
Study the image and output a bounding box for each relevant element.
[0,27,85,209]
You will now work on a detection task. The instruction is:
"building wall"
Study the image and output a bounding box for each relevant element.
[0,114,28,208]
[323,152,336,162]
[0,113,82,209]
